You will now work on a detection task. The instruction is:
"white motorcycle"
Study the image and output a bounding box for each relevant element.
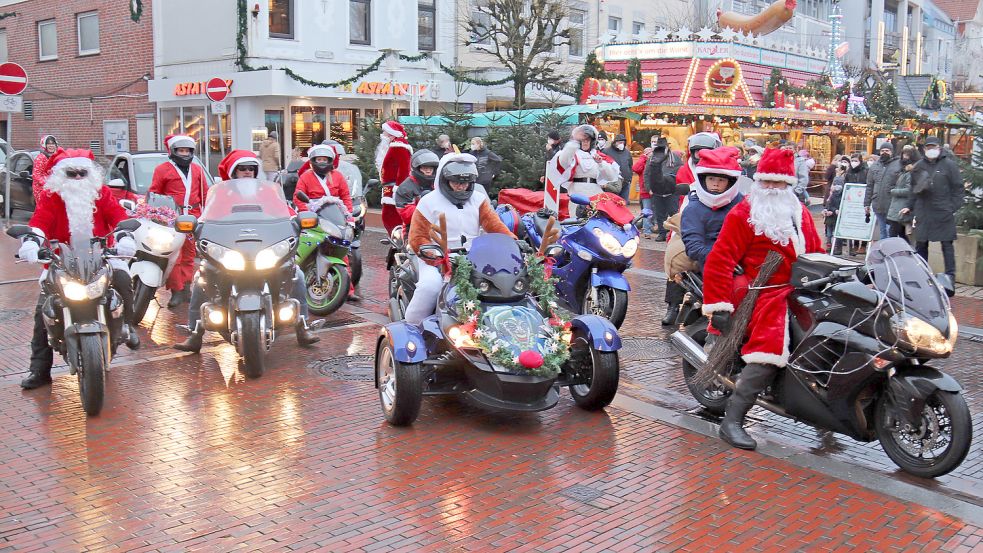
[121,193,184,325]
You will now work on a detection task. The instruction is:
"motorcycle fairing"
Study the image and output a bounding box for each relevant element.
[130,260,164,287]
[887,366,962,426]
[570,315,621,352]
[382,322,428,364]
[591,269,630,291]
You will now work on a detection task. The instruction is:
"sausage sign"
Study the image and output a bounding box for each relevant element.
[717,0,797,36]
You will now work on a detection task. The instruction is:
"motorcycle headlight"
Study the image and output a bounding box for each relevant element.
[59,273,108,301]
[513,279,527,293]
[621,237,639,258]
[592,228,623,256]
[890,312,954,355]
[255,238,293,270]
[145,226,176,252]
[206,243,246,271]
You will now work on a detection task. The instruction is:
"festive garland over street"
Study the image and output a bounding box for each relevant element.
[129,0,143,22]
[450,255,569,378]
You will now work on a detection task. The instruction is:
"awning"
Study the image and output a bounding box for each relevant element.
[895,76,968,126]
[398,101,647,127]
[631,103,855,125]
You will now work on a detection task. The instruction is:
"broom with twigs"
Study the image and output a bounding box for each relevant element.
[691,251,784,390]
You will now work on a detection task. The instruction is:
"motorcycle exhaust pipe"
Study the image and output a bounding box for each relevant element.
[670,331,707,371]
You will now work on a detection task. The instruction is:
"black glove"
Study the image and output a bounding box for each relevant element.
[734,265,744,276]
[710,312,732,334]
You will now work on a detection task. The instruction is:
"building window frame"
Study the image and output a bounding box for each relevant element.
[0,29,8,63]
[632,20,645,37]
[350,0,372,46]
[38,19,58,61]
[269,0,294,39]
[608,16,621,36]
[418,0,436,51]
[470,0,492,46]
[568,9,586,58]
[76,11,100,56]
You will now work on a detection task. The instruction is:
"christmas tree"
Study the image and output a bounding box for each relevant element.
[825,2,847,87]
[957,115,983,231]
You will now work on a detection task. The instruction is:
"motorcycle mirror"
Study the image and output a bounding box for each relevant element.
[934,273,956,298]
[5,224,32,239]
[175,215,198,234]
[108,178,127,189]
[119,199,137,212]
[365,179,380,190]
[296,191,310,204]
[569,193,591,206]
[115,218,141,232]
[18,170,31,179]
[418,244,444,260]
[298,211,318,229]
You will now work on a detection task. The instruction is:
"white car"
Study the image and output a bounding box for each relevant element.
[107,151,214,197]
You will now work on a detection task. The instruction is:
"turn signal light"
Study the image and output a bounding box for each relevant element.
[299,215,317,229]
[176,220,195,233]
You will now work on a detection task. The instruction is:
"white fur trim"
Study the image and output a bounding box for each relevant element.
[387,141,414,154]
[742,351,789,367]
[695,166,742,178]
[382,122,405,138]
[229,156,261,175]
[702,302,734,315]
[167,135,195,150]
[380,196,396,205]
[753,172,797,185]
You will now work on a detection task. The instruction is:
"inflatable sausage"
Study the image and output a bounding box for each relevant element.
[717,0,797,36]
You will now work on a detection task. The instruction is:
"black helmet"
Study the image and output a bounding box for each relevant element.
[438,157,478,206]
[572,124,598,151]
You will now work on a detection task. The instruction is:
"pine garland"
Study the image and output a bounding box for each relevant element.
[0,12,15,21]
[129,0,142,22]
[450,255,569,378]
[763,69,850,106]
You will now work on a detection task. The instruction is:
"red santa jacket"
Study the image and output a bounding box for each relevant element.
[31,152,51,205]
[148,161,209,216]
[381,140,412,185]
[30,186,128,245]
[293,170,353,212]
[109,187,139,203]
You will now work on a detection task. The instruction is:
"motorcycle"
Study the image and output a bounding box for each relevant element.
[509,193,645,328]
[121,193,184,325]
[295,193,358,316]
[175,179,317,378]
[7,221,140,415]
[376,232,623,426]
[670,238,972,478]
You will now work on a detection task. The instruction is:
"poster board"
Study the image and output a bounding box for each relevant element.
[832,182,875,242]
[103,119,129,156]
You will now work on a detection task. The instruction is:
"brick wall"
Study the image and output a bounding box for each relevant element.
[1,0,154,159]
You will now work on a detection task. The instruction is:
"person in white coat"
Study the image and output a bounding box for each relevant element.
[544,125,621,212]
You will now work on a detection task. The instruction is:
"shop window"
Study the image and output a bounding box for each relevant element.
[265,109,285,163]
[291,106,326,156]
[183,105,207,160]
[395,108,410,117]
[364,108,382,122]
[207,105,231,177]
[160,107,181,148]
[470,1,491,45]
[330,109,359,153]
[350,0,371,45]
[38,19,57,61]
[77,11,99,55]
[418,0,436,51]
[568,9,585,57]
[269,0,293,39]
[0,29,7,62]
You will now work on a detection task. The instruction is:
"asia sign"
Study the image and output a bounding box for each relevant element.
[174,79,234,97]
[356,82,428,96]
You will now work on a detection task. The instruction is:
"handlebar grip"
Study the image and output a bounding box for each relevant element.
[801,275,834,289]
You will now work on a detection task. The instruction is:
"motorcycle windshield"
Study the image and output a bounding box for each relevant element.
[57,243,104,282]
[466,234,523,277]
[481,304,552,361]
[867,238,949,329]
[318,203,348,228]
[200,179,293,223]
[145,192,178,211]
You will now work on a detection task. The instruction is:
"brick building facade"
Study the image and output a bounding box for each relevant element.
[0,0,155,158]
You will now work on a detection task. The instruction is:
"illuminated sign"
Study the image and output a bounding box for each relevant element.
[174,79,234,96]
[580,77,637,103]
[356,82,428,96]
[702,59,742,104]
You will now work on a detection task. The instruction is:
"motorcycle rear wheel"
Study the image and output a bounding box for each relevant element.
[239,312,267,378]
[376,339,422,426]
[582,286,628,329]
[875,390,972,478]
[131,279,157,326]
[568,332,620,411]
[77,334,107,416]
[304,261,350,316]
[681,328,730,416]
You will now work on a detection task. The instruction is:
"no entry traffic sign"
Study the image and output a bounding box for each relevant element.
[205,78,229,102]
[0,63,27,96]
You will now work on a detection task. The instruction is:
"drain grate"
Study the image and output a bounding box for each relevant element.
[560,484,605,503]
[0,309,29,323]
[619,338,674,361]
[312,354,375,381]
[314,313,365,329]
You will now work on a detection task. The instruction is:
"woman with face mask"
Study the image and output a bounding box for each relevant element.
[885,145,918,243]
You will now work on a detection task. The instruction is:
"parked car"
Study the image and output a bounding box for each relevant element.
[0,150,39,215]
[107,151,213,197]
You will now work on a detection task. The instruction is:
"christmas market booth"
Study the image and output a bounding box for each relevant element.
[591,36,881,178]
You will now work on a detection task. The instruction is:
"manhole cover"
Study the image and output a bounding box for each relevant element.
[620,338,673,360]
[0,309,28,323]
[560,484,604,503]
[312,354,375,381]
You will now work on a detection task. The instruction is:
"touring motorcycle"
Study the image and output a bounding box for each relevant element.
[670,238,972,477]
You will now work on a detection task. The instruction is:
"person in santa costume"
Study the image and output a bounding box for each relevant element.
[18,149,140,389]
[174,150,319,352]
[293,144,353,213]
[544,125,620,211]
[148,134,209,308]
[701,147,824,450]
[377,121,413,233]
[675,132,723,189]
[31,135,60,205]
[394,149,440,228]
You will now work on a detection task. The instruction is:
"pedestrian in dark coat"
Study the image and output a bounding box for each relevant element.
[886,146,918,243]
[603,134,634,204]
[845,154,868,185]
[823,162,847,254]
[905,137,964,278]
[865,142,903,240]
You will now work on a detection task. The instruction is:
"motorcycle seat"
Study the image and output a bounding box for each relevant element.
[533,214,551,238]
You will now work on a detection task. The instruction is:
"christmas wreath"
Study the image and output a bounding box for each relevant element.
[449,254,570,378]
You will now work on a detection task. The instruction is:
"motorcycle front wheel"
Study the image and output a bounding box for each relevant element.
[875,390,972,478]
[582,286,628,329]
[131,279,157,326]
[304,261,350,316]
[567,331,620,411]
[77,334,107,416]
[238,312,267,378]
[376,339,422,426]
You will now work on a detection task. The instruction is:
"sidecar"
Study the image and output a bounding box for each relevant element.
[374,233,622,426]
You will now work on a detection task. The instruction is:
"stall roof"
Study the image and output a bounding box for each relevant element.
[896,75,967,125]
[398,101,647,127]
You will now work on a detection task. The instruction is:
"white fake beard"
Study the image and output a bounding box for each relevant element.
[44,165,104,250]
[747,182,801,248]
[375,135,392,173]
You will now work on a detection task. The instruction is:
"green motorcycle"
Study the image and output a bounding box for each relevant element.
[296,198,356,316]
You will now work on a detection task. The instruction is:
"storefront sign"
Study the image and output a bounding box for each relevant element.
[356,81,428,96]
[703,59,742,103]
[641,73,658,93]
[604,41,824,74]
[174,79,234,97]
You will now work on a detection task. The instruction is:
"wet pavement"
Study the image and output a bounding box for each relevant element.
[0,222,981,551]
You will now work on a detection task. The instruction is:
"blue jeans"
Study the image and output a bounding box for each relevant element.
[875,212,890,241]
[640,198,654,234]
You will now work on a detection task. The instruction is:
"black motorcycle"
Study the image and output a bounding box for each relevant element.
[175,179,317,378]
[7,221,140,415]
[670,238,972,478]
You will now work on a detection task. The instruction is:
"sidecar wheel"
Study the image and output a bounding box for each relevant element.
[376,339,422,426]
[568,332,619,411]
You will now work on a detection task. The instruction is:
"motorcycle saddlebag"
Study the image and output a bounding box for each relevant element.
[790,253,862,289]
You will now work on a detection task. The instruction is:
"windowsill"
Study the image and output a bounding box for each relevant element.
[269,34,296,41]
[38,56,58,62]
[78,50,100,57]
[349,42,373,48]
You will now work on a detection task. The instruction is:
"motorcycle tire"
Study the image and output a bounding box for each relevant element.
[304,261,350,316]
[568,331,620,411]
[350,248,363,288]
[77,334,107,416]
[131,279,157,326]
[239,312,267,379]
[875,390,972,478]
[582,286,629,329]
[376,338,422,426]
[680,328,730,416]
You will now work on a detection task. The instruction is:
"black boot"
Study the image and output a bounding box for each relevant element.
[167,286,189,308]
[125,324,141,350]
[20,367,52,389]
[719,363,777,450]
[174,329,203,353]
[296,322,320,346]
[348,285,362,303]
[23,302,54,389]
[662,304,680,326]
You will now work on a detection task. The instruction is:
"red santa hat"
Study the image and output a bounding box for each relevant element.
[218,149,261,181]
[46,148,96,174]
[165,134,196,151]
[753,148,797,185]
[694,146,743,178]
[381,121,406,139]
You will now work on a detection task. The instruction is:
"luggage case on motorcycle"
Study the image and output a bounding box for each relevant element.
[790,253,862,289]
